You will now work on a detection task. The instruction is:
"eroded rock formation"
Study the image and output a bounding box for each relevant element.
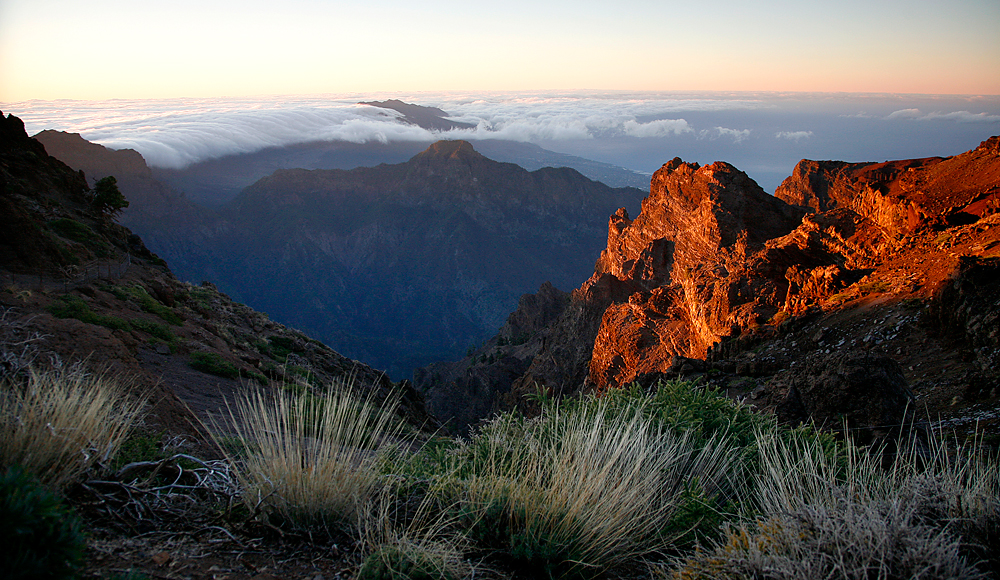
[419,136,1000,435]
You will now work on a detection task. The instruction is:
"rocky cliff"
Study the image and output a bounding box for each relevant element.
[419,137,1000,435]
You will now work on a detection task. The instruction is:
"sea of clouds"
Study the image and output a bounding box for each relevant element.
[5,91,1000,193]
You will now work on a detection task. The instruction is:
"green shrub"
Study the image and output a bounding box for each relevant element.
[47,295,130,331]
[601,379,768,449]
[0,466,85,580]
[188,352,240,379]
[109,431,183,473]
[47,218,111,258]
[47,218,98,245]
[113,285,183,325]
[264,335,306,363]
[456,401,739,577]
[47,295,181,342]
[128,318,175,342]
[358,544,459,580]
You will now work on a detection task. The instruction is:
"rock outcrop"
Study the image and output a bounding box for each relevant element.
[419,136,1000,436]
[761,350,913,443]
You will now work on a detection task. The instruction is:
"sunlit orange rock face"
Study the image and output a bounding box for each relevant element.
[586,159,807,388]
[418,136,1000,429]
[775,136,1000,232]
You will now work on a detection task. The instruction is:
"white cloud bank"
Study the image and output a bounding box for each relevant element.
[5,92,998,172]
[5,93,765,168]
[864,109,1000,124]
[699,127,752,143]
[775,130,813,141]
[622,118,693,138]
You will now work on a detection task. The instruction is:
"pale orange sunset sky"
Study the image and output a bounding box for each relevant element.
[1,0,998,101]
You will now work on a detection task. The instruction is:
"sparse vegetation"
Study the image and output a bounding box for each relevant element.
[47,294,130,331]
[4,360,993,579]
[672,425,999,579]
[857,279,892,294]
[188,352,240,379]
[129,318,175,342]
[47,218,110,257]
[112,285,183,325]
[0,368,143,491]
[48,294,180,344]
[201,377,1000,578]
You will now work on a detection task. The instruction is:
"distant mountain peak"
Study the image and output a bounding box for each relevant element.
[359,99,476,131]
[417,140,484,162]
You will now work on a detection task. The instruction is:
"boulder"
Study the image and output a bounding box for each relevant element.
[763,350,913,443]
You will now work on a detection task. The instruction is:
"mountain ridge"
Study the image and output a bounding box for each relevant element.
[36,133,646,379]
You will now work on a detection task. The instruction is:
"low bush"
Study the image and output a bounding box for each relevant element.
[358,544,459,580]
[113,285,183,326]
[0,466,85,580]
[189,352,240,379]
[672,495,984,580]
[48,295,130,331]
[357,486,470,580]
[0,368,143,490]
[129,318,175,342]
[47,218,100,246]
[671,425,999,579]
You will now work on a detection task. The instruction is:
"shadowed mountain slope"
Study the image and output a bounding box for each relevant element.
[3,111,432,439]
[203,140,646,378]
[38,133,645,379]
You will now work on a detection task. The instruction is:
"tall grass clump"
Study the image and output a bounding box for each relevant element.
[458,397,740,578]
[0,368,143,491]
[672,425,999,579]
[357,485,473,580]
[220,385,405,533]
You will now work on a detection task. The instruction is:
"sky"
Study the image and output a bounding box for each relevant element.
[1,1,999,193]
[1,0,999,100]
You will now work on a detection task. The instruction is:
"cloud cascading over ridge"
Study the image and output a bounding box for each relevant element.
[5,91,999,194]
[6,93,769,168]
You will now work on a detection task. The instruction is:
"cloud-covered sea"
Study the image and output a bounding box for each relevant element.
[5,91,1000,193]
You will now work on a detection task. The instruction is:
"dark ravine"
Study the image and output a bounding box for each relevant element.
[35,134,646,380]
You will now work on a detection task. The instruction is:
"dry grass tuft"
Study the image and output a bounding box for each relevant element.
[357,485,474,580]
[0,367,143,491]
[466,401,739,576]
[221,384,404,531]
[672,426,999,579]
